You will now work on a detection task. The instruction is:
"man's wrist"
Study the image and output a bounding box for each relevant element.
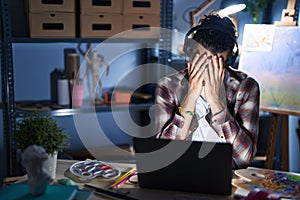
[180,92,197,115]
[210,101,224,116]
[178,106,195,117]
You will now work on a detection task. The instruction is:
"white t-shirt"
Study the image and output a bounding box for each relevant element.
[192,94,226,143]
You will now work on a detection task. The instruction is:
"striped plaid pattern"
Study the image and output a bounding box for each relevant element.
[155,68,260,169]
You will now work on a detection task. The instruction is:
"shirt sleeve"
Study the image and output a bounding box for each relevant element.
[211,77,260,168]
[154,81,185,140]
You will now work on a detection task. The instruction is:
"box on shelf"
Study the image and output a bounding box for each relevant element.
[104,91,132,104]
[80,0,123,14]
[122,14,160,38]
[29,12,76,38]
[26,0,75,12]
[123,0,160,14]
[80,13,123,38]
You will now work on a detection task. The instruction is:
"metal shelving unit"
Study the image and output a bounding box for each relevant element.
[159,0,173,66]
[0,0,173,176]
[1,0,17,177]
[7,37,160,44]
[0,0,7,185]
[14,103,154,118]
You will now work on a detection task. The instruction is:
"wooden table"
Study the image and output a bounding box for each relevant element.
[4,159,236,199]
[55,159,137,199]
[56,159,236,200]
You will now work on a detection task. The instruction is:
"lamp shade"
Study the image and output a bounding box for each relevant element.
[219,4,246,15]
[219,0,246,15]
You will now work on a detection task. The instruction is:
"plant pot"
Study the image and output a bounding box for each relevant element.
[42,152,58,180]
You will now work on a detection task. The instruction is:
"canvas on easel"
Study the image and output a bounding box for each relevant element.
[239,24,300,114]
[238,24,300,171]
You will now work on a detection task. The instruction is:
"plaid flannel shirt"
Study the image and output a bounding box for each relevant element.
[155,68,260,169]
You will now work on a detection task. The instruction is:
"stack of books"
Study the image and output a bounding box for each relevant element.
[0,183,93,200]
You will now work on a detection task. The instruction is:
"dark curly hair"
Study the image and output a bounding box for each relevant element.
[192,11,238,55]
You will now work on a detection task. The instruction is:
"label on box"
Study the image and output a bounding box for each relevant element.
[29,12,75,38]
[80,13,123,38]
[27,0,75,12]
[123,0,160,14]
[80,0,123,14]
[122,14,160,38]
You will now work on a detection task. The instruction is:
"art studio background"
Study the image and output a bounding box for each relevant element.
[1,0,300,176]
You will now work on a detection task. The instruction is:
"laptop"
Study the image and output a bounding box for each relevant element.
[132,137,233,195]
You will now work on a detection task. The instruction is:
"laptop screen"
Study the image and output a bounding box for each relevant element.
[133,137,233,195]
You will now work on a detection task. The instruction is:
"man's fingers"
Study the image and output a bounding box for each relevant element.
[219,57,224,79]
[187,62,192,74]
[206,56,214,84]
[189,53,207,80]
[213,55,219,78]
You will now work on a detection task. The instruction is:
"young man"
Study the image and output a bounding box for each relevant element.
[155,11,260,169]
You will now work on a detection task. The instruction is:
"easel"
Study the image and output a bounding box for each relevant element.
[275,0,297,26]
[189,0,216,27]
[259,107,296,171]
[259,0,298,171]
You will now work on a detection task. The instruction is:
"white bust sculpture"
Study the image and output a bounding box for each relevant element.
[22,145,51,196]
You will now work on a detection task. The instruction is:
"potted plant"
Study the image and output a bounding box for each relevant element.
[13,112,69,179]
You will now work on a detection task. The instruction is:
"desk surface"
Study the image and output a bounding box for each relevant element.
[5,159,299,199]
[2,159,236,199]
[55,159,235,200]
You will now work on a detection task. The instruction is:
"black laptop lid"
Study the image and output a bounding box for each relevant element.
[133,137,233,195]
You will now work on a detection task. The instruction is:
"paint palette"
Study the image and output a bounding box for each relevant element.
[69,160,121,180]
[233,167,300,198]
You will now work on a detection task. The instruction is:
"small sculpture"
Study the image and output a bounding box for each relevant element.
[78,43,109,105]
[22,145,51,196]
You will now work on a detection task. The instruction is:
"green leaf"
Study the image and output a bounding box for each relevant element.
[13,112,69,156]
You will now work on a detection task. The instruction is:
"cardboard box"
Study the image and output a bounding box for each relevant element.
[29,12,76,38]
[80,0,123,14]
[80,13,123,38]
[27,0,75,12]
[123,0,160,14]
[122,14,160,38]
[104,91,131,104]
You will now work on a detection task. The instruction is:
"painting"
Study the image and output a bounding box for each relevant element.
[239,24,300,115]
[233,167,300,198]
